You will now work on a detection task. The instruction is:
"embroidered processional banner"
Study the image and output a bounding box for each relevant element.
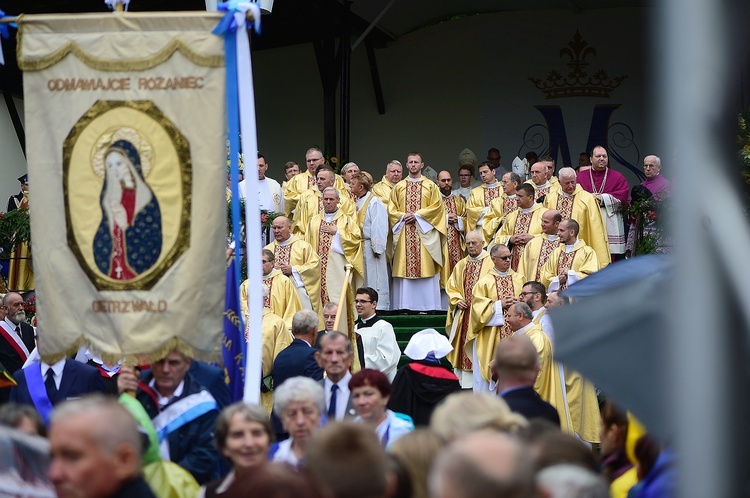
[19,13,227,363]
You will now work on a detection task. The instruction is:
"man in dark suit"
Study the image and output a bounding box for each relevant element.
[0,292,36,403]
[316,331,356,421]
[273,309,324,386]
[271,310,323,437]
[10,359,107,422]
[188,360,231,410]
[493,333,560,427]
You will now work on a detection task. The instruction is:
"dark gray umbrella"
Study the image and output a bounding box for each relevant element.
[550,255,673,441]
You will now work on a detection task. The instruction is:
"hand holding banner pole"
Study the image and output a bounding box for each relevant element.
[333,264,353,332]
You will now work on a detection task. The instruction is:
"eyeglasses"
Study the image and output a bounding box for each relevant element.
[493,255,512,261]
[354,299,372,304]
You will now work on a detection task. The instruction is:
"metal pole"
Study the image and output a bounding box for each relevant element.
[339,0,352,165]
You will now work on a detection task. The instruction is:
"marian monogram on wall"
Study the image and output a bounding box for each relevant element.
[63,100,192,291]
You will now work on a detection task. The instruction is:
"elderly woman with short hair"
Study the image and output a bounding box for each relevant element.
[200,402,273,497]
[269,376,325,468]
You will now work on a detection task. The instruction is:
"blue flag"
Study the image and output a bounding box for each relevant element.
[223,259,245,402]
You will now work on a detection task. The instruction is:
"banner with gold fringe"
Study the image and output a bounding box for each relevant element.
[19,12,227,364]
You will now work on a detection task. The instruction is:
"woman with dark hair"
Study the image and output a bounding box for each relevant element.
[200,402,273,497]
[93,138,162,280]
[0,403,46,437]
[349,369,413,448]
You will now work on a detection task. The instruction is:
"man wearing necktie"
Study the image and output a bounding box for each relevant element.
[0,292,36,404]
[316,331,357,421]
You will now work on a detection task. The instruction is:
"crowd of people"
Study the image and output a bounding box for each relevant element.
[0,145,676,497]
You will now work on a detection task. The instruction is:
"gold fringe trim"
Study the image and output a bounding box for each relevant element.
[17,26,224,72]
[39,335,223,367]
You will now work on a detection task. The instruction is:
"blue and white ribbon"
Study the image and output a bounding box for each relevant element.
[213,2,262,405]
[0,10,18,66]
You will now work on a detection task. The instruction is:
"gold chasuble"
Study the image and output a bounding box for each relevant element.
[305,210,363,330]
[19,13,228,363]
[8,193,34,292]
[445,252,494,371]
[371,177,395,204]
[465,184,501,233]
[491,203,545,271]
[265,235,322,316]
[388,177,447,279]
[518,323,568,433]
[440,194,467,288]
[240,269,301,331]
[480,194,519,245]
[467,268,525,382]
[517,234,560,283]
[544,185,610,265]
[257,308,293,415]
[293,189,356,236]
[539,240,601,290]
[283,171,347,216]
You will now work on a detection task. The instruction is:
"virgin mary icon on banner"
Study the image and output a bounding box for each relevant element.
[93,130,163,280]
[64,100,192,291]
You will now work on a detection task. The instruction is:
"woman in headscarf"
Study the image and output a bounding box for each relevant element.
[93,139,162,280]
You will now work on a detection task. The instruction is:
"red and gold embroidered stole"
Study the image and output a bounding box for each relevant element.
[556,194,575,220]
[557,250,577,291]
[317,220,336,303]
[511,211,533,271]
[536,184,551,199]
[534,238,558,281]
[502,196,518,216]
[494,274,517,340]
[404,181,423,278]
[457,259,484,370]
[274,244,292,269]
[262,274,274,308]
[484,186,501,205]
[443,196,463,271]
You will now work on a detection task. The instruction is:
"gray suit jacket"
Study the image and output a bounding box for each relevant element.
[319,378,357,421]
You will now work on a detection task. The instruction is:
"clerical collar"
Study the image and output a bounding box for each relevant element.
[324,211,337,222]
[562,191,572,198]
[278,237,292,246]
[515,322,535,335]
[407,176,421,182]
[441,192,453,199]
[359,191,370,201]
[506,194,517,198]
[537,181,549,189]
[546,234,558,241]
[486,181,499,188]
[259,177,266,182]
[521,206,532,214]
[470,250,487,260]
[492,268,509,277]
[565,239,579,252]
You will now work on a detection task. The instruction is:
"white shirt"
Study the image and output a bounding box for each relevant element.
[41,359,65,389]
[149,378,185,408]
[324,371,352,421]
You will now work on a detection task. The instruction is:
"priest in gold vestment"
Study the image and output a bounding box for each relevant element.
[292,166,355,236]
[388,153,446,312]
[480,172,522,244]
[445,231,493,388]
[467,244,524,392]
[265,216,322,315]
[490,183,545,271]
[543,167,610,266]
[465,162,502,233]
[526,159,561,201]
[252,288,293,415]
[283,147,347,216]
[517,209,562,283]
[539,219,601,292]
[240,249,302,331]
[505,303,567,432]
[305,187,364,330]
[437,171,467,292]
[371,160,402,204]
